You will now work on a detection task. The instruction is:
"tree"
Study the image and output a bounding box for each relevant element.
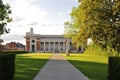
[0,0,12,43]
[64,0,120,56]
[64,21,71,56]
[110,0,120,55]
[64,7,81,47]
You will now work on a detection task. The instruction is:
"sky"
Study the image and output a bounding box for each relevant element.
[2,0,78,45]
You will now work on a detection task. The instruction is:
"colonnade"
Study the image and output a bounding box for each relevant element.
[40,42,69,52]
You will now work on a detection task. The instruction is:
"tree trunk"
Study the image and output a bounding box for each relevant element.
[66,38,70,56]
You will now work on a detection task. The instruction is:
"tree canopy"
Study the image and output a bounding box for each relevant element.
[64,0,120,55]
[0,0,12,43]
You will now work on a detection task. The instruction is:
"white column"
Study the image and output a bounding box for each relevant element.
[62,42,64,51]
[63,42,65,51]
[54,42,55,51]
[44,42,45,51]
[49,42,50,51]
[58,42,60,52]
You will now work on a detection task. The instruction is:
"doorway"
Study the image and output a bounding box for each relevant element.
[32,45,35,52]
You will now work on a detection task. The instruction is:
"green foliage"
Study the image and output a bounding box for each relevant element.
[0,53,16,80]
[85,44,120,56]
[108,57,120,80]
[0,51,28,54]
[0,0,12,43]
[65,0,120,56]
[85,44,108,56]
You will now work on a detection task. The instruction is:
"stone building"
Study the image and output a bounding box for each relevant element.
[24,28,78,52]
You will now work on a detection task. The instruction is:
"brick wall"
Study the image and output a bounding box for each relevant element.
[26,41,30,51]
[36,38,40,51]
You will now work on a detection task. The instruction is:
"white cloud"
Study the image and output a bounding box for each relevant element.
[1,34,25,45]
[3,0,49,35]
[12,0,48,22]
[68,0,78,3]
[58,12,64,16]
[38,23,64,35]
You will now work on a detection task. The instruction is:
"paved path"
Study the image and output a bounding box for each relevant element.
[34,54,89,80]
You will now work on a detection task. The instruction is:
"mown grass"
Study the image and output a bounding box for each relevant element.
[14,53,52,80]
[64,53,108,80]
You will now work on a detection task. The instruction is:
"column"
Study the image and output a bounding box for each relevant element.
[49,42,50,51]
[54,42,55,51]
[44,42,45,51]
[58,42,60,52]
[63,42,65,52]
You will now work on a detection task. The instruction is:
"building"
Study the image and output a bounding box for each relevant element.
[0,44,5,51]
[16,42,25,51]
[5,42,25,51]
[6,42,17,49]
[24,28,78,52]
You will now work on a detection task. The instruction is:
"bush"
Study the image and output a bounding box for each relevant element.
[85,44,108,56]
[0,51,28,54]
[0,53,16,80]
[108,57,120,80]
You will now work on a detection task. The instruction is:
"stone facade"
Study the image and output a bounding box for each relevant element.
[24,28,78,52]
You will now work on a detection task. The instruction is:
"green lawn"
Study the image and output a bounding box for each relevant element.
[14,53,52,80]
[64,53,108,80]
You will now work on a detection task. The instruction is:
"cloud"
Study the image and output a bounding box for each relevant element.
[28,22,39,26]
[41,23,62,27]
[4,0,49,35]
[1,34,24,41]
[58,12,64,16]
[68,0,78,3]
[17,24,23,27]
[13,16,24,22]
[11,0,48,25]
[1,34,25,44]
[38,24,64,35]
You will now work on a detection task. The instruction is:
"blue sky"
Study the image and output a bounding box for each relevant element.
[2,0,78,44]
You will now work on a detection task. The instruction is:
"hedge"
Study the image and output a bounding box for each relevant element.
[0,51,28,54]
[108,57,120,80]
[0,53,16,80]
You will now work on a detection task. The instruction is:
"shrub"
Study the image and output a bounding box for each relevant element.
[108,57,120,80]
[85,44,108,56]
[0,51,28,54]
[0,53,16,80]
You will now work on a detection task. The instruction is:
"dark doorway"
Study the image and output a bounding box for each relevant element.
[32,45,35,52]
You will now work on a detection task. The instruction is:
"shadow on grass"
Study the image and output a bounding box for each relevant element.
[14,56,49,80]
[68,60,108,80]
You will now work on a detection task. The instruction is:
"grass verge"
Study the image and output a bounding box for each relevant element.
[14,53,52,80]
[64,53,108,80]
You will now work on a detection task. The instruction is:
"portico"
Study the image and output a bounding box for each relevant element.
[40,42,66,52]
[25,28,77,52]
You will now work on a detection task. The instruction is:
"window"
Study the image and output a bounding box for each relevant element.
[32,40,35,43]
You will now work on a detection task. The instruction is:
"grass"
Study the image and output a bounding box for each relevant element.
[14,53,52,80]
[63,53,108,80]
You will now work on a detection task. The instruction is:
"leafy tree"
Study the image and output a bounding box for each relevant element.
[110,0,120,55]
[64,21,72,56]
[64,0,120,56]
[0,0,12,43]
